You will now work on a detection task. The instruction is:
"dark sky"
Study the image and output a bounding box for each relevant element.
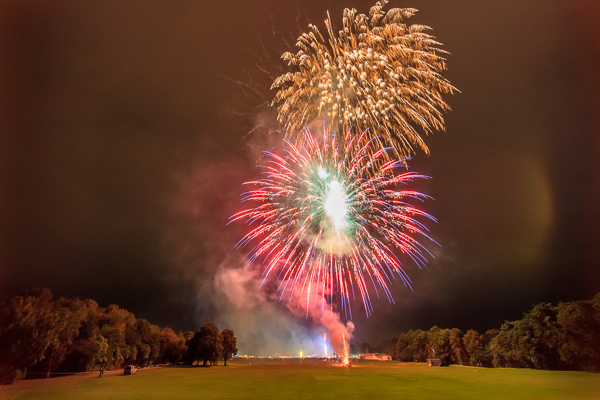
[1,0,599,354]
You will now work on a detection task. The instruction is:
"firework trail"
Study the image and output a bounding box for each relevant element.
[271,0,456,157]
[230,128,437,316]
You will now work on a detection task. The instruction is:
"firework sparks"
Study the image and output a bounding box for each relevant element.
[230,128,437,316]
[271,0,456,157]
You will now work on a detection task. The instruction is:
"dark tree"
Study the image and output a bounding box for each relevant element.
[414,330,434,361]
[0,289,193,382]
[429,327,452,364]
[0,289,60,385]
[463,329,483,366]
[389,292,600,372]
[31,297,88,378]
[157,327,187,364]
[490,322,517,368]
[480,329,498,367]
[187,334,201,364]
[518,303,563,370]
[93,335,109,376]
[557,295,600,372]
[58,299,104,373]
[221,329,238,366]
[183,331,195,343]
[99,326,126,370]
[449,328,469,365]
[187,323,222,367]
[395,330,418,361]
[132,319,161,366]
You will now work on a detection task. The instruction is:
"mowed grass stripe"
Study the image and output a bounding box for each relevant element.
[1,360,598,400]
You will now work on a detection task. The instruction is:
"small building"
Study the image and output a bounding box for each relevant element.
[427,359,441,366]
[361,353,392,361]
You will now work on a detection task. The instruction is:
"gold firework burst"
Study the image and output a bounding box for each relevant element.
[271,0,456,156]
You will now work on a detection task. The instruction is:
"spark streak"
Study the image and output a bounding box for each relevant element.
[230,128,437,316]
[271,0,456,157]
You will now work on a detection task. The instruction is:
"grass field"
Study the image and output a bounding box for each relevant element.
[1,359,599,400]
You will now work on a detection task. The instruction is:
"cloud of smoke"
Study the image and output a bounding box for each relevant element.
[212,255,354,358]
[213,257,335,356]
[284,282,355,360]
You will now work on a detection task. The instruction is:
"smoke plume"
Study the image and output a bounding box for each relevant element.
[285,283,355,359]
[213,257,354,358]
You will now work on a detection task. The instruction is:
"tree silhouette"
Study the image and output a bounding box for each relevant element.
[187,323,222,367]
[221,329,238,366]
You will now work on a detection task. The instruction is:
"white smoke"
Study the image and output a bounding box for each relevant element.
[213,257,328,356]
[213,256,354,358]
[285,283,355,360]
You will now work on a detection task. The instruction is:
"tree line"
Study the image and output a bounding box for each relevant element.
[3,288,598,384]
[0,288,237,385]
[390,293,600,372]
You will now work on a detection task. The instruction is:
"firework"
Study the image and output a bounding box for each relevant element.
[230,128,437,316]
[271,0,455,157]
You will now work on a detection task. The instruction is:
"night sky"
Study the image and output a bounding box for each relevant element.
[1,0,599,355]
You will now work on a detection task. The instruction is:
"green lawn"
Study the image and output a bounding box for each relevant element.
[1,360,599,400]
